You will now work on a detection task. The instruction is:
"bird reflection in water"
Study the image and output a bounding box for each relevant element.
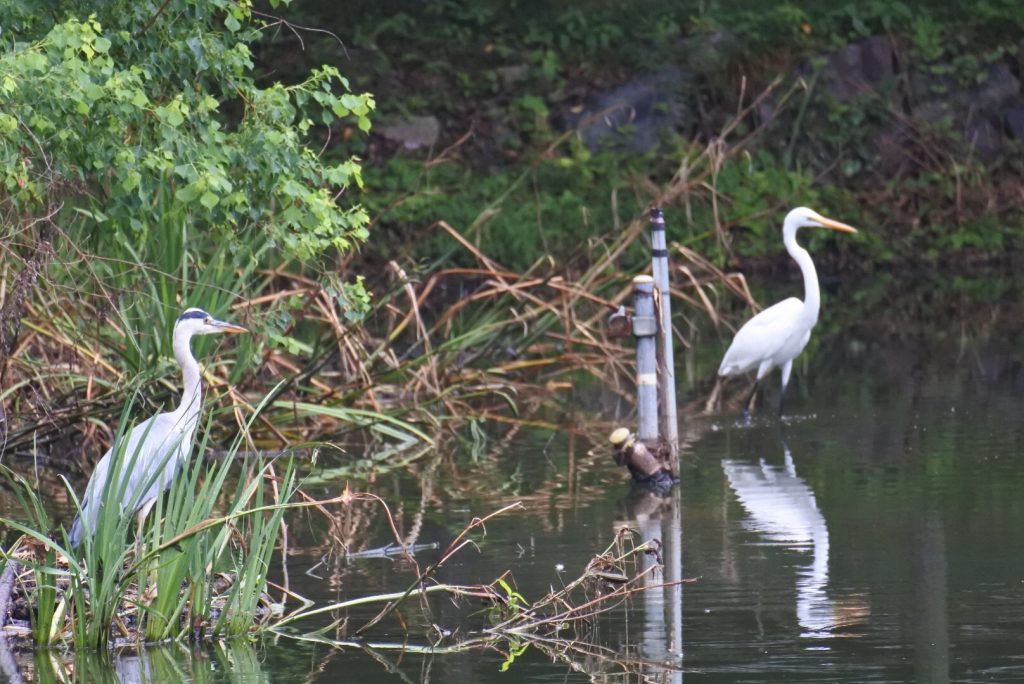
[723,443,845,637]
[0,638,265,683]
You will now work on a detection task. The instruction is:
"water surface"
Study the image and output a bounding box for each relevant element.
[4,272,1024,682]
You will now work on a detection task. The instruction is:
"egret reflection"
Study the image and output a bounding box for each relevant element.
[723,443,834,636]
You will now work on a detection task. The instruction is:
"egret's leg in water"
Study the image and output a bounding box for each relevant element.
[742,380,760,420]
[779,360,794,417]
[744,362,774,421]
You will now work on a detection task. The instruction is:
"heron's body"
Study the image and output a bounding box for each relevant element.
[718,207,856,415]
[69,412,197,546]
[69,308,246,547]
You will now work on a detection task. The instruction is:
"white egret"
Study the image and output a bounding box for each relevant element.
[718,207,856,415]
[69,308,247,546]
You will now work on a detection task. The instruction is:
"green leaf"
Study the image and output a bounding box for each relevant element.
[199,191,220,209]
[0,113,17,134]
[120,170,141,192]
[82,82,104,101]
[175,184,200,203]
[1,10,371,268]
[166,106,184,127]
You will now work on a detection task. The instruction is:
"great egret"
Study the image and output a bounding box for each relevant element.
[718,207,856,415]
[69,308,247,546]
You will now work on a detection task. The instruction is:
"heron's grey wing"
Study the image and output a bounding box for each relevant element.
[127,412,195,508]
[71,413,192,544]
[72,414,159,544]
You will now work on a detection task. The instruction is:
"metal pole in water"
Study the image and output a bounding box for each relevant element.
[650,208,679,468]
[632,275,659,441]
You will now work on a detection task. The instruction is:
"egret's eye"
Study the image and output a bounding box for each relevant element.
[205,317,212,324]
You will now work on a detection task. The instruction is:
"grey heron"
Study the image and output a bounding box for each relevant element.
[69,307,247,547]
[718,207,857,416]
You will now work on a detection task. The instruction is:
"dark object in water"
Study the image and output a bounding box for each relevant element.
[608,428,675,492]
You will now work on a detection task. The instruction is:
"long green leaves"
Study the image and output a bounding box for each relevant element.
[0,385,305,648]
[1,466,63,646]
[213,457,298,636]
[67,394,177,650]
[277,401,435,445]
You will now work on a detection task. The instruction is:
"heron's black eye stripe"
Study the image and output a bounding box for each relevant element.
[177,310,209,322]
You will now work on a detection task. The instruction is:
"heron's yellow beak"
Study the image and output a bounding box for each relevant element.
[816,216,858,233]
[213,320,248,334]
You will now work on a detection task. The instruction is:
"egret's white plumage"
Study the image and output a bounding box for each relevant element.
[718,207,856,415]
[69,308,246,546]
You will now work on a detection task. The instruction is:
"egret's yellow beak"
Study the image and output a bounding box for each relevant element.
[816,216,858,234]
[212,320,248,334]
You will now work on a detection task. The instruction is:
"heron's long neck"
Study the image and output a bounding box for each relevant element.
[172,330,203,422]
[784,225,820,324]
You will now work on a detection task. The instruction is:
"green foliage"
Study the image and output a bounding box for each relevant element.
[696,0,1022,49]
[367,146,656,270]
[138,422,232,642]
[213,457,298,636]
[699,3,813,51]
[301,0,1019,274]
[706,152,823,258]
[0,0,378,452]
[0,2,373,262]
[938,214,1010,252]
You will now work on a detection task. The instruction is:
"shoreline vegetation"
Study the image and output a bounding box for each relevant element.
[2,441,680,658]
[284,0,1023,271]
[1,0,1021,657]
[2,0,1021,459]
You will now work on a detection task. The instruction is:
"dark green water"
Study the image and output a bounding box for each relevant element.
[5,272,1024,682]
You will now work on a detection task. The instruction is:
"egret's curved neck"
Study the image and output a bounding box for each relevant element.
[172,328,203,422]
[783,222,820,323]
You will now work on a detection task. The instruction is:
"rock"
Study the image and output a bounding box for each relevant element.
[909,60,1019,159]
[964,117,1002,160]
[378,115,441,150]
[912,99,953,125]
[976,62,1020,108]
[496,64,529,86]
[677,29,738,74]
[1007,106,1024,139]
[875,123,911,175]
[822,36,897,102]
[860,36,896,84]
[561,66,687,153]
